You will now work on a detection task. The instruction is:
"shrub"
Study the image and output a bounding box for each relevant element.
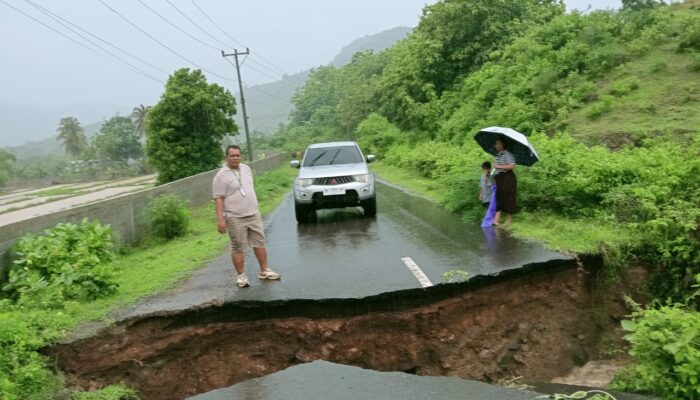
[612,295,700,399]
[0,312,62,400]
[649,61,667,73]
[3,220,117,302]
[678,17,700,52]
[690,52,700,72]
[71,384,139,400]
[609,77,640,96]
[585,95,615,119]
[356,113,404,157]
[146,194,190,239]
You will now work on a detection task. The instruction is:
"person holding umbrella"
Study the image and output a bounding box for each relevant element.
[492,138,517,225]
[474,126,539,227]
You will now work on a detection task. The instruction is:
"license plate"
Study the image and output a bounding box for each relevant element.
[323,187,346,196]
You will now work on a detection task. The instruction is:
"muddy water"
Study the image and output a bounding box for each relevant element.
[48,182,645,399]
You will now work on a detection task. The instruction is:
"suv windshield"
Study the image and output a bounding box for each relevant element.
[303,146,363,167]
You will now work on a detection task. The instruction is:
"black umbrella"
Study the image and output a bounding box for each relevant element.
[474,126,539,166]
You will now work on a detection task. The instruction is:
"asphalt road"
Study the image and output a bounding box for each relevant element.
[187,360,544,400]
[119,182,570,318]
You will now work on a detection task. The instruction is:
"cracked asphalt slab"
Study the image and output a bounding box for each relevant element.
[186,360,546,400]
[117,182,571,320]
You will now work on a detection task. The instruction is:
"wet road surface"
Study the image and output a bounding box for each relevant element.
[187,360,545,400]
[120,182,570,318]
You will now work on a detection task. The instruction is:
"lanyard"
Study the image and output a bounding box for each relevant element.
[229,168,246,197]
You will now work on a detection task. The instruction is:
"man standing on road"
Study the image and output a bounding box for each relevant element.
[212,145,281,287]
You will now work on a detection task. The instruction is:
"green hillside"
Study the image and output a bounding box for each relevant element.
[264,1,700,395]
[565,41,700,147]
[241,27,413,134]
[262,3,700,395]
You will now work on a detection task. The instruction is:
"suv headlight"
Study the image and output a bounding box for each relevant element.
[353,174,370,183]
[298,178,314,187]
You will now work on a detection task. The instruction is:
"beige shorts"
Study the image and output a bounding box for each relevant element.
[225,213,266,253]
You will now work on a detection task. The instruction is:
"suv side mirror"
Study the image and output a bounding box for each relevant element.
[366,155,375,163]
[290,160,300,168]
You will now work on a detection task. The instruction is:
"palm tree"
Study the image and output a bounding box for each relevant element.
[131,104,151,138]
[57,117,87,157]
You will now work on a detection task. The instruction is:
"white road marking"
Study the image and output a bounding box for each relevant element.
[400,257,434,288]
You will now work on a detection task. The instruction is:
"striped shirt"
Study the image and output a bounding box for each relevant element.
[494,150,515,174]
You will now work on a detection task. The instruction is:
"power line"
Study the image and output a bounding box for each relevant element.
[134,0,297,87]
[190,0,246,48]
[0,0,101,56]
[223,58,289,102]
[135,0,300,90]
[1,0,162,85]
[98,0,234,83]
[23,0,164,83]
[165,0,231,49]
[136,0,219,52]
[188,0,307,85]
[25,0,169,75]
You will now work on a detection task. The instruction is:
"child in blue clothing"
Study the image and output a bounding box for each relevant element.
[479,161,494,209]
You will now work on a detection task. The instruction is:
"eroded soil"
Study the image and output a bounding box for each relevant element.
[50,262,645,400]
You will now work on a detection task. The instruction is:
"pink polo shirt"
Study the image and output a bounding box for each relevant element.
[212,163,259,217]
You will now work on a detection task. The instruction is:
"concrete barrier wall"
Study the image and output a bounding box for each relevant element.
[0,153,287,275]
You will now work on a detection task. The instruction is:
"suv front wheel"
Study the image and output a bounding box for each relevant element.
[360,196,377,218]
[295,202,315,224]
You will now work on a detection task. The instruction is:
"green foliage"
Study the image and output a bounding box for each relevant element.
[71,384,139,400]
[0,312,62,400]
[609,77,640,96]
[0,149,15,187]
[131,104,151,138]
[268,1,699,153]
[146,194,190,239]
[691,52,700,72]
[622,0,663,11]
[678,15,700,52]
[93,115,143,163]
[611,295,700,399]
[441,269,470,283]
[377,0,564,132]
[3,219,117,302]
[0,165,291,399]
[261,0,700,303]
[57,117,88,158]
[356,113,404,156]
[383,131,700,299]
[146,68,238,184]
[585,95,615,119]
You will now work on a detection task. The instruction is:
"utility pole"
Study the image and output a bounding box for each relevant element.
[222,48,253,161]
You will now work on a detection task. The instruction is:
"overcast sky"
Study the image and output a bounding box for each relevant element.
[0,0,620,145]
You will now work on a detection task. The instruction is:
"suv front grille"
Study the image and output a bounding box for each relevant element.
[313,176,354,185]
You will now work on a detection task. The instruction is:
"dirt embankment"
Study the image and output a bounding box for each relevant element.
[50,261,646,400]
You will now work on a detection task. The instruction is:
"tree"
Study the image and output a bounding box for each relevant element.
[146,68,238,184]
[57,117,87,157]
[621,0,663,11]
[0,149,16,187]
[131,104,151,137]
[376,0,564,132]
[93,115,143,163]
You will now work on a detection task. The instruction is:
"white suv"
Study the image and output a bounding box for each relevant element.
[291,141,376,223]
